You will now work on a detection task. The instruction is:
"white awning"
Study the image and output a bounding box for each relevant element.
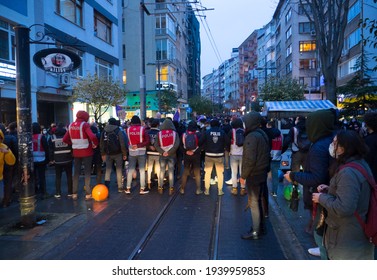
[263,100,336,112]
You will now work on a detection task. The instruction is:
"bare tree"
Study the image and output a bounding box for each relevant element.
[71,74,127,125]
[299,0,350,105]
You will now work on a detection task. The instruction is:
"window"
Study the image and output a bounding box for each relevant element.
[310,76,319,87]
[285,9,292,23]
[348,0,360,23]
[155,14,176,40]
[56,0,83,26]
[286,44,292,57]
[338,56,359,78]
[276,56,281,68]
[298,4,311,15]
[0,19,15,61]
[286,61,292,73]
[156,39,176,60]
[122,18,125,33]
[299,40,316,52]
[94,11,112,44]
[95,57,113,80]
[276,41,281,53]
[122,70,126,84]
[299,22,315,33]
[65,47,83,77]
[286,26,292,40]
[344,28,361,51]
[122,44,126,59]
[299,59,316,69]
[299,77,305,85]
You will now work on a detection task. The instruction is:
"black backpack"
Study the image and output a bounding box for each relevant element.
[103,128,121,155]
[233,128,245,147]
[296,128,311,152]
[183,131,198,151]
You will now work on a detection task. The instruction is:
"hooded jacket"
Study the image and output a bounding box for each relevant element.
[100,124,127,156]
[241,112,270,178]
[155,119,180,157]
[290,109,335,209]
[63,110,98,158]
[0,130,16,181]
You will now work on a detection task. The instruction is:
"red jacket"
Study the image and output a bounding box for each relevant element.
[63,111,98,158]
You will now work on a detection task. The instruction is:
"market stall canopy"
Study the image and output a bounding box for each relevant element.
[262,100,337,117]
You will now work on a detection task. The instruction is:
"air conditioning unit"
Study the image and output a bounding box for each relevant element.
[310,30,316,36]
[59,73,71,87]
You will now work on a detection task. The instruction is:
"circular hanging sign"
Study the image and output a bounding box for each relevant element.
[33,48,81,73]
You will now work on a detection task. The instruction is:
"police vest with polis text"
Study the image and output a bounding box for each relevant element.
[158,129,177,152]
[127,126,146,156]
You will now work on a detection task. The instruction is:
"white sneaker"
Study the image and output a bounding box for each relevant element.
[210,178,216,185]
[225,179,233,185]
[308,247,320,257]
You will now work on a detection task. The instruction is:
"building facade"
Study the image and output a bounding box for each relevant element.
[0,0,122,127]
[121,0,200,118]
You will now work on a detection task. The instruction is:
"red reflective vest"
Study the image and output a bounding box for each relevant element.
[127,126,144,146]
[32,134,45,162]
[158,129,176,152]
[68,121,89,150]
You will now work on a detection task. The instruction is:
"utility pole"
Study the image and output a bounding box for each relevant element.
[14,25,36,228]
[139,1,150,120]
[157,59,161,113]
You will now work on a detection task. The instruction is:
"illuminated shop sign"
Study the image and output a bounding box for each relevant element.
[33,48,81,73]
[0,62,16,79]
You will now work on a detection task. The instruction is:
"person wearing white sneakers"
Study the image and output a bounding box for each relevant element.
[226,117,246,196]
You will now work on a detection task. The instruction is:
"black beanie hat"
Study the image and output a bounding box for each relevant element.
[131,115,141,124]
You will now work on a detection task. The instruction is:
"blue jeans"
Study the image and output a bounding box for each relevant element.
[230,154,244,189]
[105,154,124,190]
[126,154,146,189]
[270,160,280,194]
[147,155,160,185]
[159,156,176,187]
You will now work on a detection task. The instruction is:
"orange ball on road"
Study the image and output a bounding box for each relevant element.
[92,184,109,201]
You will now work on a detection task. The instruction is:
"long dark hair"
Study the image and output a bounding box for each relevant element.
[336,130,368,164]
[329,130,368,176]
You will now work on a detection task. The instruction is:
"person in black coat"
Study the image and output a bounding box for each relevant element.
[363,112,377,181]
[49,123,73,198]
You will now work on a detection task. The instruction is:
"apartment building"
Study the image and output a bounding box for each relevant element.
[122,0,200,118]
[272,0,321,100]
[239,30,260,112]
[0,0,122,126]
[338,0,377,87]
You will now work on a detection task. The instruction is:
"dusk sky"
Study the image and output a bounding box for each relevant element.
[197,0,277,78]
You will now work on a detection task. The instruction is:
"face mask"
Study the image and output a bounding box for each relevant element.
[329,142,336,158]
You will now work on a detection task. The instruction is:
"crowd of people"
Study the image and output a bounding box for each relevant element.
[0,108,376,260]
